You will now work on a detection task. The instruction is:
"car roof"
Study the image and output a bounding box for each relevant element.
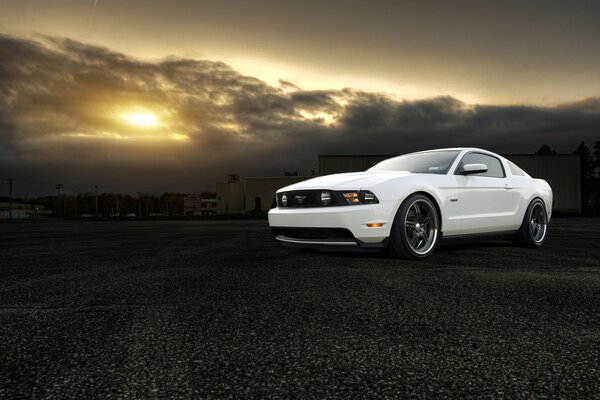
[413,147,500,156]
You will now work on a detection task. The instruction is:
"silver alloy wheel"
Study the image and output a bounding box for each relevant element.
[404,199,438,255]
[529,202,547,243]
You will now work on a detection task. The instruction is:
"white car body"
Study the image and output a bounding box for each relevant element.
[268,148,552,252]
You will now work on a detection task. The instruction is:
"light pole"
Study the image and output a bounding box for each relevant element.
[55,184,64,217]
[6,178,15,219]
[94,185,98,216]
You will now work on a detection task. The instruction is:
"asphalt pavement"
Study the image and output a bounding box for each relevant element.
[0,218,599,399]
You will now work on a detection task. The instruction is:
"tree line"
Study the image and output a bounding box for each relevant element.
[537,140,600,214]
[33,192,216,217]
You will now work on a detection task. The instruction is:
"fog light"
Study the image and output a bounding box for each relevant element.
[320,191,331,205]
[281,194,288,207]
[366,223,384,228]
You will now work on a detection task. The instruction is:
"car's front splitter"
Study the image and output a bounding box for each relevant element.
[268,202,396,245]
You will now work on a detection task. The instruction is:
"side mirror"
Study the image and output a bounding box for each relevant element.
[462,163,488,175]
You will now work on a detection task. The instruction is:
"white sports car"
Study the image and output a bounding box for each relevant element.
[268,148,553,259]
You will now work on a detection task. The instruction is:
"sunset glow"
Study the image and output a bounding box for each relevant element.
[122,111,160,128]
[298,110,337,126]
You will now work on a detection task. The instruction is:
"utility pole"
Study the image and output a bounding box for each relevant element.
[138,192,142,218]
[6,178,15,219]
[55,184,64,217]
[94,185,99,216]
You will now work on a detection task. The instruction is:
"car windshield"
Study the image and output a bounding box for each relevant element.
[368,150,461,174]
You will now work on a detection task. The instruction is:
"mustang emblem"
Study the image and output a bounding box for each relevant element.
[295,195,307,204]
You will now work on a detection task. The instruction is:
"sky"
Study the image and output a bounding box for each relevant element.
[1,0,599,195]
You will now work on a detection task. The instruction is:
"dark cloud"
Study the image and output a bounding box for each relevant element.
[279,79,300,91]
[0,33,599,195]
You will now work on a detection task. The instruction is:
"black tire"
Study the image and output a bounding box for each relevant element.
[389,194,440,259]
[514,198,548,247]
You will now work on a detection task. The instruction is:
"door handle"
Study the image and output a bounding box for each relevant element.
[504,184,513,190]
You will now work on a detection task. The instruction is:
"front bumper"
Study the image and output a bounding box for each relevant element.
[267,201,396,246]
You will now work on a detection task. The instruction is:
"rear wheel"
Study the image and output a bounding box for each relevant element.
[514,198,548,247]
[389,194,440,259]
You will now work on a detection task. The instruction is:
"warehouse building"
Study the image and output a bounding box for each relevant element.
[318,154,581,213]
[216,174,312,214]
[0,197,51,219]
[183,194,217,216]
[216,175,246,215]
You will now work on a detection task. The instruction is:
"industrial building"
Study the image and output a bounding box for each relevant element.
[318,154,581,213]
[0,197,51,219]
[216,175,246,215]
[216,174,311,214]
[183,195,217,216]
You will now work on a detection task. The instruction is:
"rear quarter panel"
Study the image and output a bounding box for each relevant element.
[511,176,553,223]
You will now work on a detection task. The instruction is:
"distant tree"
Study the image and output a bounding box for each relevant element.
[573,141,595,180]
[593,139,600,174]
[157,192,186,215]
[536,145,557,155]
[591,140,600,215]
[573,141,596,213]
[200,191,217,199]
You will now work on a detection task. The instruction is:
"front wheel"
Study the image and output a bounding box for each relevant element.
[514,198,548,247]
[389,194,440,259]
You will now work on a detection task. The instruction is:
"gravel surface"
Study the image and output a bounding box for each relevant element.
[0,218,599,399]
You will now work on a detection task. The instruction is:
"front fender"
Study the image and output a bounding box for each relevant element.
[368,175,457,235]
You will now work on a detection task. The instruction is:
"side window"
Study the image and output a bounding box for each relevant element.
[508,160,527,176]
[457,153,505,178]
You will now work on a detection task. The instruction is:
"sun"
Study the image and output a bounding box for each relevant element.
[122,111,160,127]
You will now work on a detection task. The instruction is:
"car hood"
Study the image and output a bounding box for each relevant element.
[278,171,411,192]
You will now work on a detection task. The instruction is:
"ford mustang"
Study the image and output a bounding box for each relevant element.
[268,148,552,259]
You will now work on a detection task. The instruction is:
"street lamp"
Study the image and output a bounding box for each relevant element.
[5,178,15,219]
[94,185,98,216]
[55,184,64,217]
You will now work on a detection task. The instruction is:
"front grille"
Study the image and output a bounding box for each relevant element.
[278,190,344,208]
[282,191,321,207]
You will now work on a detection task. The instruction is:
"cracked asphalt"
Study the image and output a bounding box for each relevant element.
[0,218,599,399]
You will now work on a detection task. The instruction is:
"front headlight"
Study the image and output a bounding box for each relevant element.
[343,192,360,204]
[342,190,379,205]
[281,194,288,207]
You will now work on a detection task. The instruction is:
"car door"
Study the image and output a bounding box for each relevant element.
[455,152,521,234]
